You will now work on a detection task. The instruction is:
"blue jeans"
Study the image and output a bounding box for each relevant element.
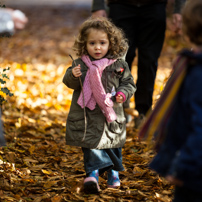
[82,147,124,175]
[173,186,202,202]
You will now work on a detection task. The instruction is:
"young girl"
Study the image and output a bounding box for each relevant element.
[62,17,136,193]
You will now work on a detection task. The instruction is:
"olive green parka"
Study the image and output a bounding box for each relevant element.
[63,57,136,149]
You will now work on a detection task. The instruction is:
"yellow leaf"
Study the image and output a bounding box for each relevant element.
[28,145,35,155]
[54,104,62,110]
[22,63,27,71]
[42,169,53,175]
[15,118,22,128]
[0,91,6,98]
[45,102,52,107]
[16,63,21,69]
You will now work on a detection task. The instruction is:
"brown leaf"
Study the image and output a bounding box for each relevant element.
[44,181,58,189]
[51,195,62,202]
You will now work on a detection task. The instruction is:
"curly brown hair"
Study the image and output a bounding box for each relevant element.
[182,0,202,46]
[73,17,128,59]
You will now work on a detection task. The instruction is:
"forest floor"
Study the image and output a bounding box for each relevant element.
[0,5,187,202]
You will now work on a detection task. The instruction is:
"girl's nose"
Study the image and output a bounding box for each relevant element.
[95,44,100,50]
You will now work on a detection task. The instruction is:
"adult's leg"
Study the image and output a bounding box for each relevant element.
[108,4,138,70]
[135,3,166,115]
[108,4,138,113]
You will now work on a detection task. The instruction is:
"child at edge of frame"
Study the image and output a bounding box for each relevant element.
[62,17,136,194]
[141,0,202,201]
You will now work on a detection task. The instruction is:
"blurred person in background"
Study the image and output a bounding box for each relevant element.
[140,0,202,201]
[0,8,28,36]
[91,0,186,128]
[0,8,28,146]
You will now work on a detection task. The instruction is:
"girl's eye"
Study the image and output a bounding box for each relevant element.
[101,42,105,45]
[89,42,95,45]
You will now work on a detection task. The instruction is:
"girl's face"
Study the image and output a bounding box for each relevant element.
[86,28,110,59]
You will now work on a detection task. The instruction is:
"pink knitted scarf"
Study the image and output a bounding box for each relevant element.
[77,55,117,122]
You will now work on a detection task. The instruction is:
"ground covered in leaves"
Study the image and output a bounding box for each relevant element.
[0,5,187,202]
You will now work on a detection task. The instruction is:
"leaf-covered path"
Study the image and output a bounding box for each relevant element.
[0,5,185,202]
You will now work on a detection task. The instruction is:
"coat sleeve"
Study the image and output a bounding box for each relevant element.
[168,65,202,182]
[173,0,186,14]
[116,60,136,101]
[62,59,81,90]
[91,0,106,12]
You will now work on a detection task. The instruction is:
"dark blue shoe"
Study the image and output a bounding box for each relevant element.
[107,169,120,188]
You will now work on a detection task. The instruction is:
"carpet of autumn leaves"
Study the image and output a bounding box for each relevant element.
[0,4,187,202]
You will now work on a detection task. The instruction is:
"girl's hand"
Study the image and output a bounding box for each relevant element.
[116,94,124,103]
[92,10,107,18]
[165,175,183,187]
[72,64,82,78]
[172,13,182,34]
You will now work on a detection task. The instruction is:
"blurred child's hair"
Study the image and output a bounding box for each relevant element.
[73,17,128,59]
[182,0,202,45]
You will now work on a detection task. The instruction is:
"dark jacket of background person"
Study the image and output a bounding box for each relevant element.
[150,50,202,193]
[92,0,184,13]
